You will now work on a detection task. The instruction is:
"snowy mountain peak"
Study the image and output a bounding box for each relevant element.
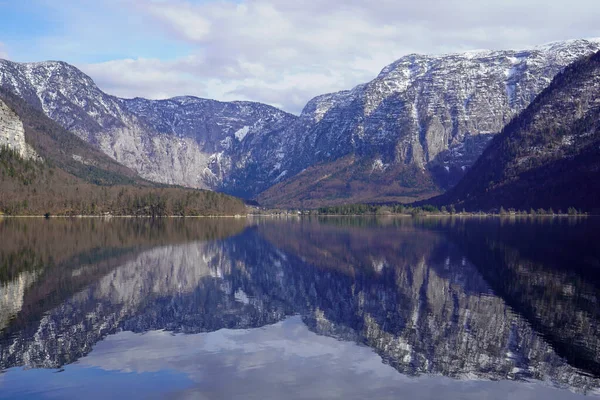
[534,37,600,51]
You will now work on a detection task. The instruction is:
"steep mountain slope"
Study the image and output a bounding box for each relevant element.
[258,39,600,207]
[0,96,39,162]
[0,91,246,216]
[121,96,296,197]
[0,60,297,196]
[257,154,439,208]
[433,50,600,212]
[0,88,141,185]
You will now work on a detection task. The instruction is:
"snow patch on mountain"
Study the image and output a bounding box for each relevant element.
[234,126,250,141]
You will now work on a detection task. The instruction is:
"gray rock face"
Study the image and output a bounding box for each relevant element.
[0,98,40,161]
[1,39,599,201]
[274,39,600,190]
[0,60,297,195]
[121,96,296,197]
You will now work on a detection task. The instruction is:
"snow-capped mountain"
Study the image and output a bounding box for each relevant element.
[1,38,599,204]
[0,60,297,196]
[121,96,296,197]
[258,39,600,207]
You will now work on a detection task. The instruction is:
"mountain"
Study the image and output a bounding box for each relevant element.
[121,96,296,197]
[432,50,600,212]
[257,39,600,207]
[1,39,599,207]
[0,88,142,185]
[0,59,297,198]
[0,89,247,216]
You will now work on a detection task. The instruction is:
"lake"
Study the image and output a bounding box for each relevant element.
[0,216,599,399]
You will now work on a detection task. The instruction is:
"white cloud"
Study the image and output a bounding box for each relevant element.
[145,1,211,41]
[69,0,600,112]
[79,57,208,100]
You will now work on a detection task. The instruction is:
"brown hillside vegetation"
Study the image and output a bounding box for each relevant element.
[257,154,440,208]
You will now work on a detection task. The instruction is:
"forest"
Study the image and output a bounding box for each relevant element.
[0,145,246,217]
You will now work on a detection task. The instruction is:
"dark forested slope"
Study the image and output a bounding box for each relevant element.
[431,51,600,212]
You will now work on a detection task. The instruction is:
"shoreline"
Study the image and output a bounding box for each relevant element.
[0,213,593,219]
[248,213,592,218]
[0,214,247,218]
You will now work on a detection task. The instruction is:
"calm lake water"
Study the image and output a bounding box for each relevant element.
[0,216,599,399]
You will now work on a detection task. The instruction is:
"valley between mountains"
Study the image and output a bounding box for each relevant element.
[1,38,600,212]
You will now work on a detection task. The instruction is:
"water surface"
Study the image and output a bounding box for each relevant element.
[0,217,599,399]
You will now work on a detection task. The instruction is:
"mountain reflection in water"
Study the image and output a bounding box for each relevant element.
[0,217,599,399]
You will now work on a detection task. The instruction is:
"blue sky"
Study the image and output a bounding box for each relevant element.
[0,1,192,62]
[1,0,600,113]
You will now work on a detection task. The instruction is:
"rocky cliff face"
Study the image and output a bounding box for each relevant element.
[1,39,599,204]
[121,96,296,197]
[435,49,600,211]
[0,99,40,160]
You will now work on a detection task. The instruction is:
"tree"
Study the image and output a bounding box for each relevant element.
[568,207,578,216]
[422,205,439,213]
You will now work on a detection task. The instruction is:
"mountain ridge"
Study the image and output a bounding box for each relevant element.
[2,38,600,206]
[257,38,600,206]
[0,58,299,197]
